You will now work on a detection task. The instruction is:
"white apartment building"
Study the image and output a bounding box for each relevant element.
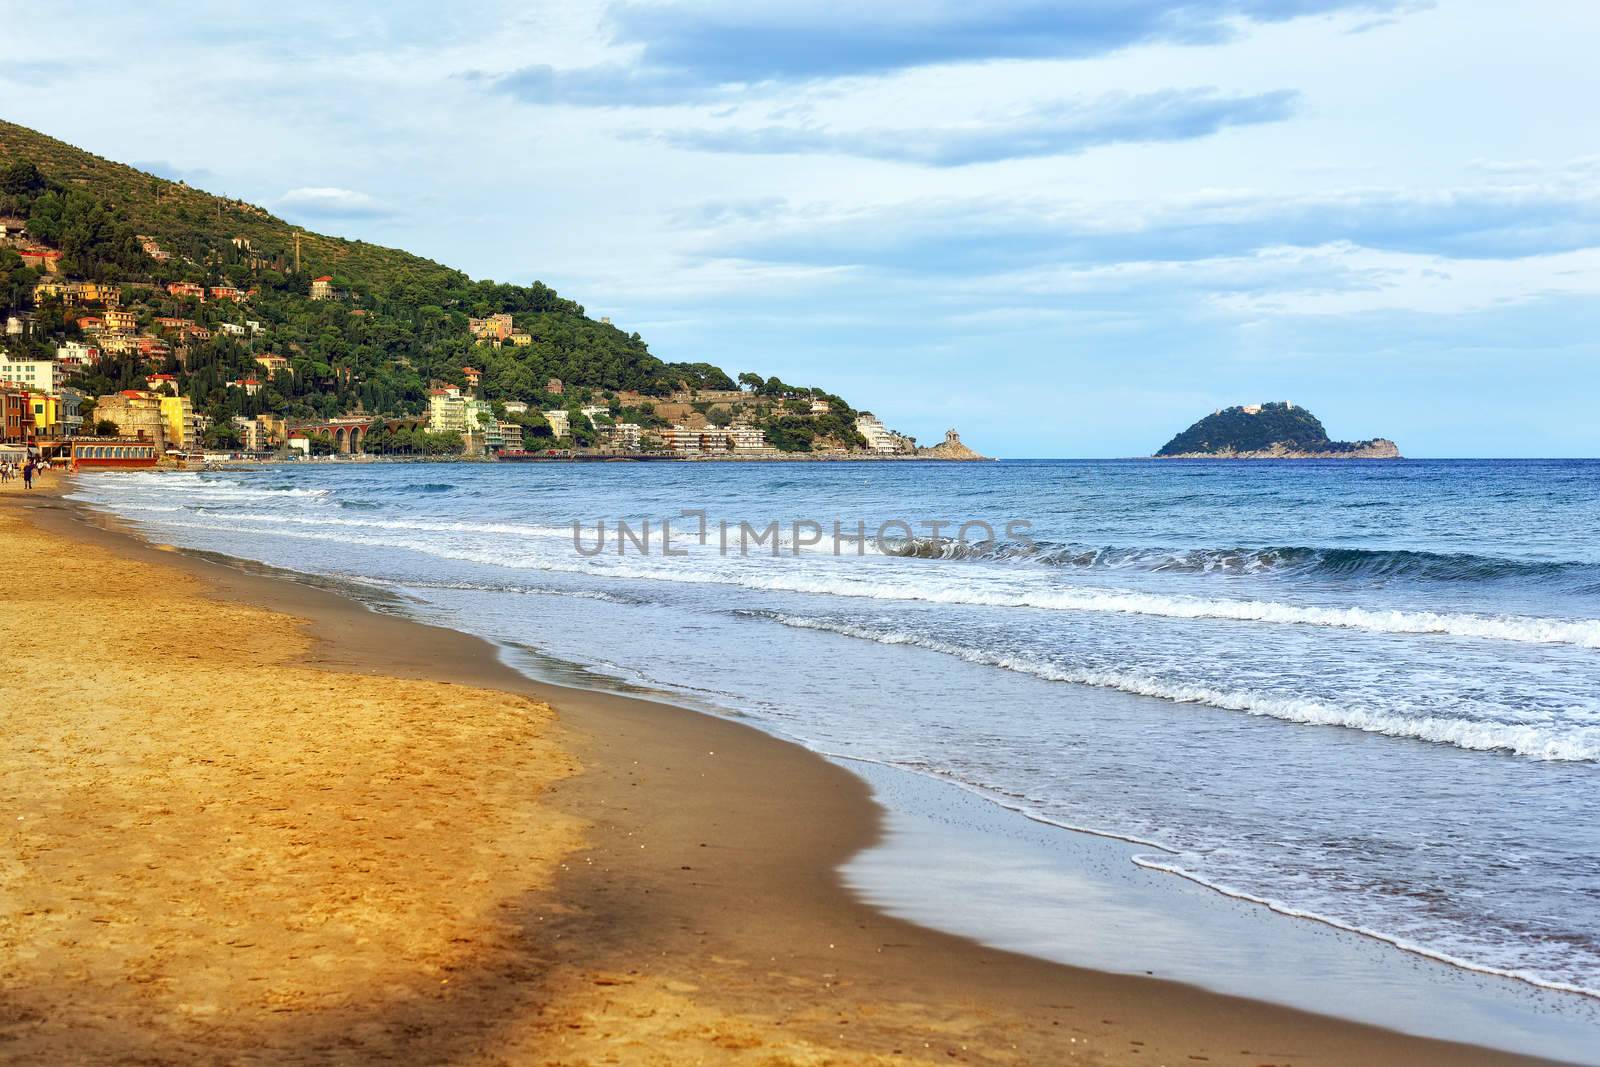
[428,386,469,433]
[56,340,99,367]
[855,413,910,455]
[0,354,63,393]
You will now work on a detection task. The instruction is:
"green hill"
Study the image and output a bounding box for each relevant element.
[1,118,851,449]
[1155,403,1399,458]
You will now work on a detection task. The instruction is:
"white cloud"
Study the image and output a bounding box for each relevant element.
[276,186,392,219]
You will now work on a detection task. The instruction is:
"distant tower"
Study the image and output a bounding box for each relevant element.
[294,233,301,274]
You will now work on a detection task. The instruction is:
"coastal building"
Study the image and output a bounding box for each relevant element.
[462,366,482,392]
[166,281,207,301]
[428,385,469,434]
[226,377,263,396]
[160,395,202,450]
[102,308,137,333]
[855,413,913,455]
[542,409,570,438]
[496,420,524,450]
[231,414,288,451]
[578,404,610,428]
[58,388,84,437]
[4,315,24,337]
[69,439,160,469]
[0,355,63,394]
[94,391,169,451]
[601,422,642,451]
[545,377,564,395]
[476,417,506,453]
[1,383,34,445]
[660,424,769,455]
[502,400,529,416]
[209,285,245,302]
[231,415,263,451]
[810,398,832,414]
[508,330,532,346]
[28,392,75,438]
[309,276,334,301]
[145,373,179,394]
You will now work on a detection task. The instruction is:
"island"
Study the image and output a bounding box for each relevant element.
[1154,402,1400,459]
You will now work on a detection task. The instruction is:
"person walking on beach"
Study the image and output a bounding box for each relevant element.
[22,460,34,489]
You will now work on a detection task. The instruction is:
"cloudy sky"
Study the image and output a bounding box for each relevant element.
[4,0,1598,456]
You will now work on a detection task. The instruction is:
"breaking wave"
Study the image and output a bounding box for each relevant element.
[750,612,1600,762]
[880,538,1590,584]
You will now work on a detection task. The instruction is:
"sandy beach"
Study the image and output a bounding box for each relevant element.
[0,471,1570,1065]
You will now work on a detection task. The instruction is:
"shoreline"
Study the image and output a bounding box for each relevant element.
[3,474,1575,1065]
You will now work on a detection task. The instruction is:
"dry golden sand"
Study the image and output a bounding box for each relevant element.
[0,473,1566,1065]
[0,477,954,1064]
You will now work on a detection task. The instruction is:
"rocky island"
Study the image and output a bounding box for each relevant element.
[1155,402,1400,459]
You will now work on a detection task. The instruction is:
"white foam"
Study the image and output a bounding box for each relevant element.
[83,496,1600,650]
[762,613,1600,761]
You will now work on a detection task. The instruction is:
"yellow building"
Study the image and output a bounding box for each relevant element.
[29,393,60,437]
[159,395,202,450]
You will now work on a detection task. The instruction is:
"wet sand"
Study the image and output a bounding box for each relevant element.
[0,472,1571,1065]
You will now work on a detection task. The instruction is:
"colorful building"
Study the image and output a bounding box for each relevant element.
[102,308,137,332]
[467,313,514,343]
[160,394,202,450]
[1,383,35,445]
[70,439,160,470]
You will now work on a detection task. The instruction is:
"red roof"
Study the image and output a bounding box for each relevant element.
[147,374,176,381]
[314,275,333,282]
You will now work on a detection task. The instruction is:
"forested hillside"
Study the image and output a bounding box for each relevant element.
[1155,403,1394,457]
[0,119,738,433]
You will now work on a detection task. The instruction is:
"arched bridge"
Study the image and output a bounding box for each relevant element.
[287,415,429,454]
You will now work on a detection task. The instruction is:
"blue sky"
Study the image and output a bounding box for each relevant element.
[4,0,1598,456]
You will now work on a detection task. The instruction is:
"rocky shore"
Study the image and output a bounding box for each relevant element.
[1157,438,1402,460]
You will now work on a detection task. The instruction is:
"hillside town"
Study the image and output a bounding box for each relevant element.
[1,216,969,467]
[1,148,982,470]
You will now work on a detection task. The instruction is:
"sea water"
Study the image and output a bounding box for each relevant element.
[73,459,1600,1015]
